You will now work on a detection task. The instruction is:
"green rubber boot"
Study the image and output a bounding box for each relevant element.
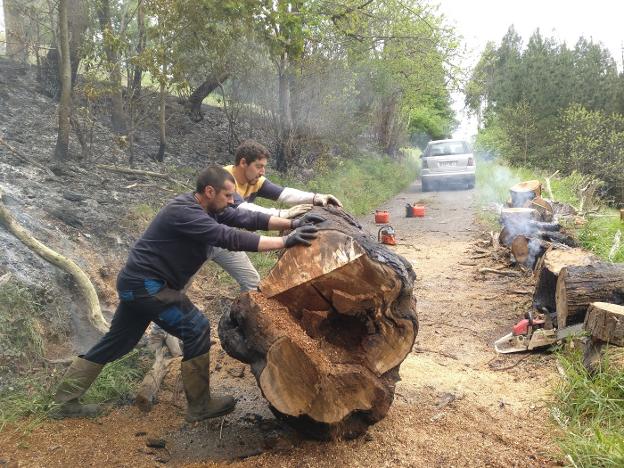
[50,357,104,419]
[182,351,236,422]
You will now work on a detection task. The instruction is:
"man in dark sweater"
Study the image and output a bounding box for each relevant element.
[51,166,322,422]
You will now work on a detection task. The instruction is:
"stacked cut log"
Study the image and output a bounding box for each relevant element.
[218,207,418,440]
[583,303,624,373]
[499,180,576,269]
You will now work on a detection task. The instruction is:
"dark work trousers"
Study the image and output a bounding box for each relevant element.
[84,279,211,364]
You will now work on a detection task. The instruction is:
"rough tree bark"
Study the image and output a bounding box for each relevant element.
[532,248,598,317]
[54,0,72,161]
[219,208,418,440]
[556,263,624,327]
[186,72,230,122]
[156,62,167,162]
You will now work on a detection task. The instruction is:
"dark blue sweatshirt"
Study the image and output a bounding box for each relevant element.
[118,193,270,290]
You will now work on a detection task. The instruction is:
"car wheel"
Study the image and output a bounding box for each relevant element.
[421,180,429,192]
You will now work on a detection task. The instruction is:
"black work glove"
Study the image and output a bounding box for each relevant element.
[291,213,326,229]
[284,225,319,248]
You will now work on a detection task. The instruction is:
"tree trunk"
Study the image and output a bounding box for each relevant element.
[219,208,418,440]
[4,0,28,62]
[275,57,294,172]
[68,0,89,88]
[186,72,230,122]
[509,180,541,207]
[96,0,127,134]
[130,1,146,98]
[156,65,167,162]
[556,263,624,327]
[532,248,598,316]
[54,0,72,161]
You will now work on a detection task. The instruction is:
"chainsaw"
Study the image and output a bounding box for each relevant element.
[378,225,397,246]
[494,310,584,354]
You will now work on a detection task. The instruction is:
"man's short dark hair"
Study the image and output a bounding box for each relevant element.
[196,166,235,194]
[235,140,270,165]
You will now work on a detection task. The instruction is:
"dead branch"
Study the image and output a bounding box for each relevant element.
[96,164,191,189]
[478,268,521,277]
[0,188,108,333]
[544,170,559,202]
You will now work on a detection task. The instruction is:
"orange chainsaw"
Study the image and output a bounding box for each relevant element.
[378,225,397,246]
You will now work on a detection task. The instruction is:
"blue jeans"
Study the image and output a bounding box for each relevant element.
[85,280,210,364]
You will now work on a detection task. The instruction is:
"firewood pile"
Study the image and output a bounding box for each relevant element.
[498,179,578,270]
[494,179,624,367]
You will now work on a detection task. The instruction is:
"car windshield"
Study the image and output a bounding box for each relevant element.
[426,141,469,157]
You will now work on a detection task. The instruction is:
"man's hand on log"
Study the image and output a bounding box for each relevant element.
[291,213,326,229]
[313,193,343,207]
[279,204,314,219]
[284,225,319,247]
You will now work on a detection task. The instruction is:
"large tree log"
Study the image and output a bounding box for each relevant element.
[218,208,418,440]
[532,248,598,316]
[509,180,541,207]
[556,263,624,327]
[583,302,624,374]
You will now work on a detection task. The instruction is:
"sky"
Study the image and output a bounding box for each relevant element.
[436,0,624,138]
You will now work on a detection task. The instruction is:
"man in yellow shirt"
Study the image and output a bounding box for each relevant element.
[218,139,342,291]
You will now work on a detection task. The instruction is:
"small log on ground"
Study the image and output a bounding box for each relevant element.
[218,207,418,440]
[582,302,624,374]
[509,180,541,207]
[532,248,598,315]
[135,345,172,412]
[556,263,624,327]
[510,235,550,269]
[523,197,554,222]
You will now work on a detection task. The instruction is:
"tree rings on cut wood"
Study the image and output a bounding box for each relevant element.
[556,262,624,327]
[218,207,418,440]
[509,180,541,207]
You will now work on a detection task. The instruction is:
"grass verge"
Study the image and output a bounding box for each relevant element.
[553,347,624,466]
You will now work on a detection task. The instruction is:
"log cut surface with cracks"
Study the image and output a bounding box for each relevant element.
[218,207,418,440]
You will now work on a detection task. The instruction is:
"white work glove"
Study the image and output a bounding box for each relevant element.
[278,204,313,219]
[313,193,343,207]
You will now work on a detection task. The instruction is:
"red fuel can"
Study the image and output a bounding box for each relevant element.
[375,210,390,224]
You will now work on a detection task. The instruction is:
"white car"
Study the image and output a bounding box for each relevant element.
[420,139,476,192]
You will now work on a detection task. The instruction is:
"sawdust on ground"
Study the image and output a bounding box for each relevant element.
[0,182,564,467]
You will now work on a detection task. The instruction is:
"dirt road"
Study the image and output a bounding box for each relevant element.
[0,182,561,467]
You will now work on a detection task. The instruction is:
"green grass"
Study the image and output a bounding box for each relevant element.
[0,350,150,431]
[553,348,624,466]
[0,279,45,370]
[269,150,420,216]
